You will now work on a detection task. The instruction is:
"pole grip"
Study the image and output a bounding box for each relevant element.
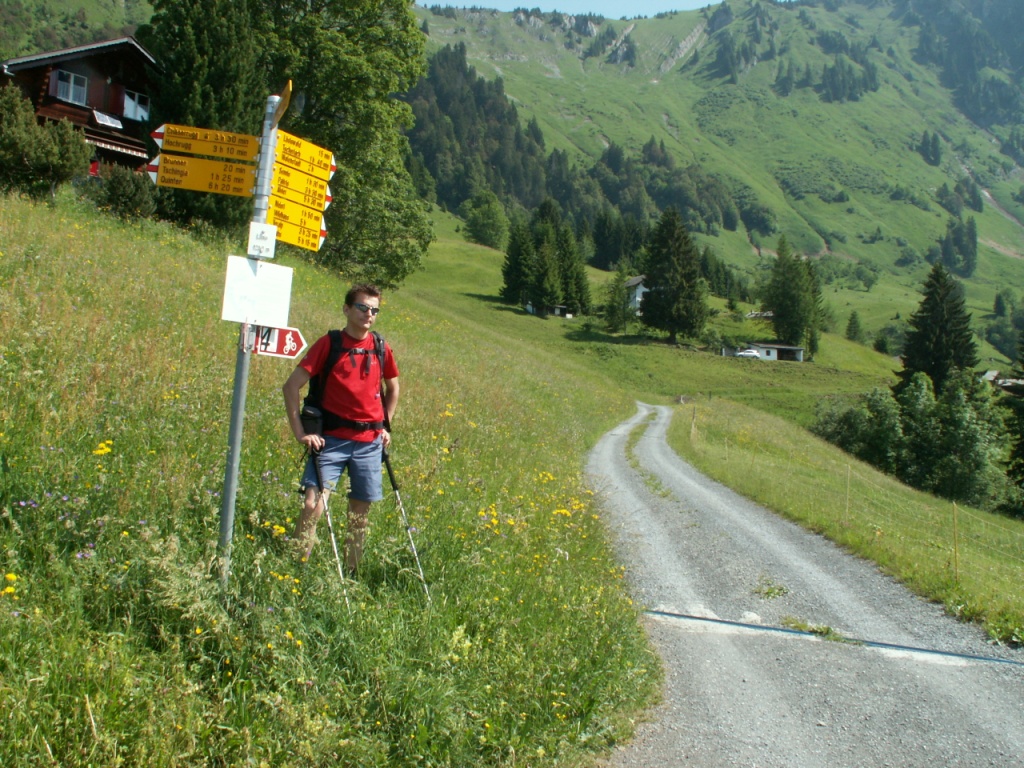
[383,450,399,490]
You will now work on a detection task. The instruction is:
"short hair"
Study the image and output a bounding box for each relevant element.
[345,283,382,306]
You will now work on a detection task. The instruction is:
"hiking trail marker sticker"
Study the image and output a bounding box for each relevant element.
[253,326,307,359]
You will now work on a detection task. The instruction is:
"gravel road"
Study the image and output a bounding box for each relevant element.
[587,403,1024,768]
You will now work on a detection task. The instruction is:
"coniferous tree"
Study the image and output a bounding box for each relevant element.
[805,260,824,357]
[930,132,942,165]
[761,235,815,347]
[640,207,709,344]
[846,310,864,342]
[1004,335,1024,502]
[556,224,590,316]
[501,222,535,305]
[604,260,632,333]
[895,263,979,396]
[530,240,562,315]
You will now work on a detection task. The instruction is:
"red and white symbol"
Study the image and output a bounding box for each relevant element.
[253,326,306,359]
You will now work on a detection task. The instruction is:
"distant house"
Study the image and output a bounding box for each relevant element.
[625,275,647,315]
[525,301,572,319]
[1,37,159,168]
[748,342,804,362]
[723,342,805,362]
[984,370,1024,397]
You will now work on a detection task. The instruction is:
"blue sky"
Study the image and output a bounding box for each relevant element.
[418,2,711,17]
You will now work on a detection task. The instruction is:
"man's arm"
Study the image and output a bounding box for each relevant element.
[382,376,399,448]
[283,366,323,451]
[383,377,400,424]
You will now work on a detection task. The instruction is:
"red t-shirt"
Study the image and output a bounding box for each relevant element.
[300,331,399,442]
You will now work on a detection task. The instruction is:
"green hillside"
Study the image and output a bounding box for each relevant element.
[0,0,152,58]
[414,1,1024,358]
[3,181,1023,763]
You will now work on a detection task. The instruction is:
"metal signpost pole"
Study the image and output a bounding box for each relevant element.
[218,91,284,588]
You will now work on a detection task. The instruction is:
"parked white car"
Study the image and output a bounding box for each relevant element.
[735,349,760,358]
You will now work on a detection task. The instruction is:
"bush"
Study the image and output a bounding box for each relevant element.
[0,84,90,198]
[93,163,158,220]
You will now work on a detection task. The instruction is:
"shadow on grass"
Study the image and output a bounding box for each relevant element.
[465,292,504,305]
[564,327,662,347]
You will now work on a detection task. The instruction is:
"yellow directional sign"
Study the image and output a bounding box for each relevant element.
[270,163,331,211]
[151,124,260,162]
[271,80,293,128]
[273,216,326,253]
[267,195,326,233]
[275,130,335,181]
[147,154,255,197]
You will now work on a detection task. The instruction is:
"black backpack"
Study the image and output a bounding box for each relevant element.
[301,330,387,434]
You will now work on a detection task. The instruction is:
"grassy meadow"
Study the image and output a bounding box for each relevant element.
[2,188,1024,767]
[0,192,655,766]
[667,398,1024,644]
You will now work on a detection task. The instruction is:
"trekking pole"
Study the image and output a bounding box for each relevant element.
[383,448,431,603]
[311,448,350,610]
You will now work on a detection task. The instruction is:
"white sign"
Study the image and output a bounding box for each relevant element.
[247,221,277,259]
[221,255,292,328]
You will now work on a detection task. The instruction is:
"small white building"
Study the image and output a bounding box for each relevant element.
[748,342,805,362]
[626,275,647,315]
[723,342,805,362]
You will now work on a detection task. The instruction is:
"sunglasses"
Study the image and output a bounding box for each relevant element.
[351,302,380,316]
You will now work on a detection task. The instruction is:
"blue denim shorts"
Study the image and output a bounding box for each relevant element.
[301,435,384,502]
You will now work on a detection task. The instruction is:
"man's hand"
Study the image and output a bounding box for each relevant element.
[381,429,392,449]
[299,433,325,452]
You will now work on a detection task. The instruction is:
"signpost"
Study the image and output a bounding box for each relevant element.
[218,88,291,588]
[253,326,307,359]
[144,85,337,587]
[147,154,257,197]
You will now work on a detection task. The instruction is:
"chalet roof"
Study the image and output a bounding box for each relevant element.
[2,37,158,72]
[625,275,646,288]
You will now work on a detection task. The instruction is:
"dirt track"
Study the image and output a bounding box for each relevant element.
[587,403,1024,768]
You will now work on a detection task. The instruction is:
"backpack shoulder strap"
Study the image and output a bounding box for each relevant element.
[373,331,391,431]
[372,331,386,373]
[306,329,344,406]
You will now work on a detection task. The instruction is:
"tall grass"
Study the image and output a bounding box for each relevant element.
[668,397,1024,644]
[0,192,658,766]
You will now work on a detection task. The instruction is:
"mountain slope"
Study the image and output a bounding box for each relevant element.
[415,1,1024,356]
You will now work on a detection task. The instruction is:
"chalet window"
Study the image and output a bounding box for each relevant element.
[56,70,88,106]
[123,89,150,121]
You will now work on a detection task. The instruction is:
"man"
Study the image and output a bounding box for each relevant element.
[283,284,399,573]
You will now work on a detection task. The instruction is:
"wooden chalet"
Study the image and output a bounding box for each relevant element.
[1,37,158,168]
